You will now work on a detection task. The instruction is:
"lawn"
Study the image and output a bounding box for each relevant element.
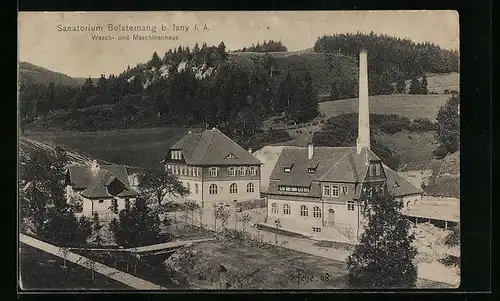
[19,243,133,291]
[23,126,203,168]
[426,73,459,94]
[319,94,451,121]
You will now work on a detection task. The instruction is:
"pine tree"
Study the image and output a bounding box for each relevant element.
[421,74,429,94]
[150,51,162,69]
[346,184,417,288]
[408,76,422,94]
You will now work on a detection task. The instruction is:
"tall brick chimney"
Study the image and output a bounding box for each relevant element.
[357,50,370,154]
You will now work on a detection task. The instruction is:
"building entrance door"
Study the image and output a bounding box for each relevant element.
[328,209,335,226]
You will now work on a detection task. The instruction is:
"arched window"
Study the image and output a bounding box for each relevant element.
[247,182,255,193]
[209,184,218,195]
[300,205,308,216]
[313,206,322,218]
[283,204,291,215]
[195,183,199,194]
[229,183,238,194]
[271,203,278,214]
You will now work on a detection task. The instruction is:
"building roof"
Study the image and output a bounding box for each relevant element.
[67,164,137,199]
[270,146,379,186]
[268,145,421,199]
[169,128,262,166]
[383,164,423,197]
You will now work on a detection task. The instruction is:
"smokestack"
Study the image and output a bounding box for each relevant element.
[308,142,314,160]
[357,50,370,154]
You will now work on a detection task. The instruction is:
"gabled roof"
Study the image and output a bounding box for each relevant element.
[383,164,423,197]
[67,166,94,189]
[169,128,262,166]
[270,146,379,187]
[67,164,138,199]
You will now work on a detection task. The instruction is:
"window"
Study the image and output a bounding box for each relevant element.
[271,203,278,214]
[229,183,238,194]
[247,182,255,193]
[283,204,291,215]
[308,168,316,173]
[278,186,285,191]
[291,187,298,192]
[304,187,310,193]
[209,167,218,177]
[209,184,218,194]
[112,199,117,208]
[226,153,236,159]
[323,185,330,196]
[331,186,340,197]
[228,166,236,176]
[99,200,104,204]
[239,167,246,176]
[375,164,381,176]
[300,205,308,217]
[166,164,171,172]
[196,167,200,177]
[370,164,378,176]
[195,184,199,194]
[171,150,182,160]
[186,182,190,193]
[250,166,257,176]
[347,200,355,211]
[313,206,322,218]
[342,186,348,195]
[312,227,322,233]
[284,167,291,173]
[285,187,292,192]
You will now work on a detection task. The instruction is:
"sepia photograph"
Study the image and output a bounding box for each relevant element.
[17,11,460,291]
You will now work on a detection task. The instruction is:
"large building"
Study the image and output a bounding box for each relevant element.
[266,50,423,241]
[163,128,263,208]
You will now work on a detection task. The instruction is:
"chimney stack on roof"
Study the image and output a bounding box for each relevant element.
[248,148,252,154]
[90,160,100,177]
[308,142,314,160]
[357,50,370,154]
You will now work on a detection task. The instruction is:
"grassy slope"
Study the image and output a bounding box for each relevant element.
[319,94,451,121]
[426,73,459,94]
[23,127,203,168]
[18,62,84,87]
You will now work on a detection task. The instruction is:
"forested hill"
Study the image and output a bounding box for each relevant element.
[314,33,459,80]
[18,62,89,87]
[20,35,458,137]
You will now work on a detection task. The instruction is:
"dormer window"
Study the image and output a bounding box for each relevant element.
[171,150,182,160]
[308,168,316,174]
[225,153,237,159]
[284,167,291,173]
[393,182,400,188]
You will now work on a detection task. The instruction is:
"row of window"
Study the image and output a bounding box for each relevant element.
[168,165,202,177]
[272,203,322,217]
[323,185,348,197]
[270,201,356,215]
[171,150,182,160]
[208,182,255,195]
[209,166,258,177]
[278,186,310,193]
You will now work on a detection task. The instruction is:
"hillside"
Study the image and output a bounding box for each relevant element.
[22,127,203,169]
[319,94,451,121]
[18,62,87,87]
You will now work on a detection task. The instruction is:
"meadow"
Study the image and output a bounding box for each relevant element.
[319,94,451,121]
[23,127,203,168]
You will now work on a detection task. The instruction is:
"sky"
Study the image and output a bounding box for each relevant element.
[18,11,459,78]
